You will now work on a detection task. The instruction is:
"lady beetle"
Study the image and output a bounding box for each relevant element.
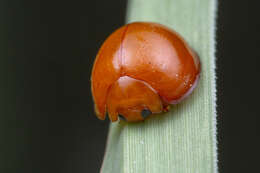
[91,22,200,122]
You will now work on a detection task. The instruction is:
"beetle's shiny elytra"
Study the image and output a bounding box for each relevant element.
[91,22,200,122]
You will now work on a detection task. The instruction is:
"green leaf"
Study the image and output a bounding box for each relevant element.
[101,0,218,172]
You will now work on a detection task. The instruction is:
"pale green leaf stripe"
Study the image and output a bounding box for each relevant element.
[101,0,218,172]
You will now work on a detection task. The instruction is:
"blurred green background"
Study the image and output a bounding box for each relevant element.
[1,0,126,172]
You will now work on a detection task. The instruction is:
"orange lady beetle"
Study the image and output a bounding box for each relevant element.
[91,22,200,122]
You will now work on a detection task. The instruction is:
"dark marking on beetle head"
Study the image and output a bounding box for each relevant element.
[141,109,152,119]
[118,114,127,121]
